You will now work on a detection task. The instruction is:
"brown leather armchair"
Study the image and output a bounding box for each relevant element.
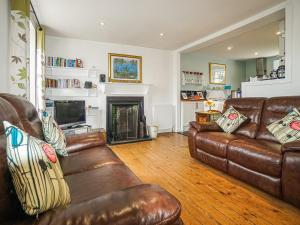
[0,93,183,225]
[188,96,300,208]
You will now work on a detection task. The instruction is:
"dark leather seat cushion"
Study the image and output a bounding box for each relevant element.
[3,184,182,225]
[60,146,124,176]
[228,139,282,177]
[65,164,143,204]
[195,132,240,158]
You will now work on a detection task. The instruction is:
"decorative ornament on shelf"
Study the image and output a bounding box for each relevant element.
[205,100,216,112]
[100,74,106,83]
[181,71,203,86]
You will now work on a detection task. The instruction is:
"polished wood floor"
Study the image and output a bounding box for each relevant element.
[111,133,300,225]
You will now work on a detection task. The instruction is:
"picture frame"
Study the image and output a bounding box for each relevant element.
[108,53,142,83]
[196,91,204,99]
[209,63,226,85]
[181,93,188,100]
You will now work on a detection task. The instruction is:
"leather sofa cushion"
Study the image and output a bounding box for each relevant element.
[65,164,142,204]
[3,184,182,225]
[60,146,124,176]
[257,96,300,143]
[223,98,265,138]
[0,94,44,140]
[228,139,282,177]
[195,132,239,158]
[66,131,106,154]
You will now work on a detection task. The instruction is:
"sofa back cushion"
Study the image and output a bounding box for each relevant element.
[257,96,300,143]
[0,97,27,223]
[0,94,44,140]
[223,98,265,138]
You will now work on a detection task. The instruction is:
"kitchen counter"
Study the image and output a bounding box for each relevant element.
[181,99,205,102]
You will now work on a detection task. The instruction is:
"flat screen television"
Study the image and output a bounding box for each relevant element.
[54,100,86,129]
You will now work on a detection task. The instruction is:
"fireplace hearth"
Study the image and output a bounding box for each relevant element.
[106,96,151,144]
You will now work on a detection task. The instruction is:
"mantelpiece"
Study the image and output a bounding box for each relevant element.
[99,82,151,96]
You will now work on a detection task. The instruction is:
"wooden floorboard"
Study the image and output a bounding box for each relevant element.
[110,133,300,225]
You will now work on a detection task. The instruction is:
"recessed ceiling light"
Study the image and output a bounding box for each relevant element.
[276,31,281,35]
[100,21,105,26]
[159,33,164,37]
[254,52,259,56]
[227,46,233,51]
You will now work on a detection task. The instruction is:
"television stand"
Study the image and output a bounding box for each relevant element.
[62,125,92,136]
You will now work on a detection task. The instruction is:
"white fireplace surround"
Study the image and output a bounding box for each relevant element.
[99,82,152,130]
[99,82,151,96]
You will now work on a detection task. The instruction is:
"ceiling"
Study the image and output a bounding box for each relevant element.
[32,0,285,50]
[187,20,283,60]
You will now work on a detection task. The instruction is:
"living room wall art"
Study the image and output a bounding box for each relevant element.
[108,53,142,83]
[209,63,226,85]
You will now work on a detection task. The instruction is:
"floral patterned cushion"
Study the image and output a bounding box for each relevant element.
[267,108,300,144]
[42,112,68,157]
[216,106,248,133]
[3,121,70,215]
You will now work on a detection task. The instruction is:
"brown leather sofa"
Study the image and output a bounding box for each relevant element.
[188,96,300,208]
[0,93,183,225]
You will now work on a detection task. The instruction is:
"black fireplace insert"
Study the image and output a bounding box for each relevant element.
[106,96,150,144]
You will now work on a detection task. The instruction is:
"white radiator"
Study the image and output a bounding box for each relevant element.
[152,104,174,133]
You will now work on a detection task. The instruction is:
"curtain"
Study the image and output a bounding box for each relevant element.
[9,0,30,98]
[36,27,46,112]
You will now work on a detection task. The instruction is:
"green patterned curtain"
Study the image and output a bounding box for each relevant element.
[36,27,46,112]
[9,0,30,98]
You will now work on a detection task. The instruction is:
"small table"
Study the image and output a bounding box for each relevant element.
[195,111,221,123]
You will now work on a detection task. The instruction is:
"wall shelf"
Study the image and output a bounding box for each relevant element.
[45,88,98,97]
[46,66,99,78]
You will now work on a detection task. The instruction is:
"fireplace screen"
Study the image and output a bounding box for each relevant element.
[106,96,146,144]
[111,104,139,141]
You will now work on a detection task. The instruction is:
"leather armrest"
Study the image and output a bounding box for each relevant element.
[37,184,181,225]
[66,131,106,154]
[189,121,222,132]
[282,140,300,153]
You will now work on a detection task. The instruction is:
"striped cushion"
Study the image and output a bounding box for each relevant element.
[267,108,300,144]
[216,106,247,133]
[42,112,68,157]
[3,121,71,215]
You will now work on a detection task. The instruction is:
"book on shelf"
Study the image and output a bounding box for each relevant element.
[47,56,83,68]
[46,78,81,88]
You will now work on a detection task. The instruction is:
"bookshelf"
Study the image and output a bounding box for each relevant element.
[45,64,100,97]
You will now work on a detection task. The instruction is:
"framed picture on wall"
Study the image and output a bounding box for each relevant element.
[209,63,226,85]
[181,93,188,100]
[108,53,142,83]
[196,91,204,99]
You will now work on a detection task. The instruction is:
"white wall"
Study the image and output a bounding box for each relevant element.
[0,0,9,93]
[45,36,174,130]
[242,0,300,97]
[180,52,246,91]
